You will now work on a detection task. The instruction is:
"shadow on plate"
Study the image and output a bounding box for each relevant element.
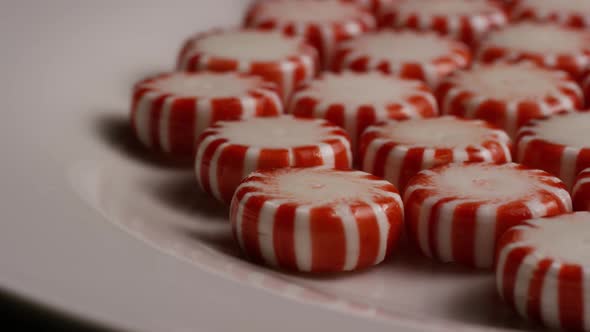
[144,172,239,256]
[443,277,544,331]
[183,227,242,258]
[388,246,542,330]
[146,172,228,220]
[93,112,192,169]
[389,243,491,277]
[292,239,490,282]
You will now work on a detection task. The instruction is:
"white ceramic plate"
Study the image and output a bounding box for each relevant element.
[1,1,536,331]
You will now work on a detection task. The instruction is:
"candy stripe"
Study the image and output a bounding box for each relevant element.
[511,1,590,29]
[257,200,282,267]
[216,145,248,203]
[273,203,298,270]
[229,167,404,272]
[583,73,590,108]
[195,116,352,204]
[436,63,583,138]
[332,31,471,87]
[377,0,507,46]
[478,22,590,79]
[367,201,389,265]
[344,0,386,14]
[178,29,318,100]
[311,206,347,271]
[294,205,313,271]
[573,168,590,211]
[359,117,512,192]
[542,262,563,328]
[526,258,552,322]
[405,163,571,268]
[244,0,375,69]
[167,98,196,155]
[241,194,266,261]
[516,113,590,190]
[130,73,282,157]
[496,213,590,330]
[290,72,438,152]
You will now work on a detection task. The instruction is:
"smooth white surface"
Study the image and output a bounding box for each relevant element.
[256,0,362,23]
[434,164,538,201]
[524,212,590,263]
[486,23,587,54]
[532,112,590,149]
[376,117,494,148]
[394,0,496,16]
[0,1,534,332]
[451,64,563,101]
[218,116,330,148]
[350,31,455,62]
[148,72,261,97]
[195,30,302,61]
[273,168,390,205]
[303,72,423,107]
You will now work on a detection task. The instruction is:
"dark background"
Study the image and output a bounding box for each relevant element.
[1,289,115,332]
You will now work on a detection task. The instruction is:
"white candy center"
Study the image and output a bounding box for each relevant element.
[486,23,588,54]
[434,164,537,201]
[148,73,259,98]
[530,112,590,149]
[304,72,422,107]
[519,0,590,14]
[351,31,455,62]
[377,117,495,148]
[195,30,302,61]
[522,212,590,263]
[453,64,562,100]
[274,168,385,204]
[219,116,331,148]
[259,0,362,23]
[396,0,496,16]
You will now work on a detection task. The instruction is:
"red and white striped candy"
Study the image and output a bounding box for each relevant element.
[344,0,388,14]
[496,212,590,331]
[517,112,590,190]
[230,166,404,272]
[436,62,584,137]
[289,72,438,152]
[405,162,572,268]
[177,29,318,101]
[511,0,590,29]
[244,0,375,69]
[478,22,590,79]
[360,116,512,192]
[195,115,352,204]
[332,30,471,87]
[377,0,507,47]
[500,0,518,11]
[573,169,590,211]
[583,72,590,107]
[130,72,282,156]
